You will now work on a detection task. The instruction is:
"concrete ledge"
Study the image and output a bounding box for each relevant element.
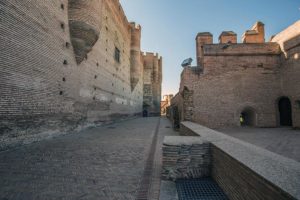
[181,121,300,200]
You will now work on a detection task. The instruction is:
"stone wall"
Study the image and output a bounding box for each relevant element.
[162,136,211,181]
[0,0,158,150]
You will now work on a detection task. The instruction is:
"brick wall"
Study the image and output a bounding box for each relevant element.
[162,136,211,181]
[142,52,162,116]
[271,20,300,128]
[0,0,157,150]
[179,121,300,200]
[212,145,294,200]
[172,21,300,129]
[179,52,281,128]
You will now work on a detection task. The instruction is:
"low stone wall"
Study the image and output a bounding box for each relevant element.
[180,121,300,200]
[162,136,211,181]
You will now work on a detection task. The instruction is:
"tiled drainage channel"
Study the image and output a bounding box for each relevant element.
[176,178,228,200]
[136,118,161,200]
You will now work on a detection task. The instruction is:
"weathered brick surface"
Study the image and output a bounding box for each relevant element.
[212,145,294,200]
[271,21,300,128]
[142,53,162,116]
[180,121,300,200]
[242,22,265,43]
[0,0,161,150]
[172,21,300,129]
[162,137,211,181]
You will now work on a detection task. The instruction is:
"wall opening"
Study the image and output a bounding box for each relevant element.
[240,108,256,127]
[278,97,292,126]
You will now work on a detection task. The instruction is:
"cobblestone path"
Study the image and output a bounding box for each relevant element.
[0,117,177,200]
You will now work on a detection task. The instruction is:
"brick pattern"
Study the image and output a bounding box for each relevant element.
[162,138,211,181]
[142,53,162,116]
[171,21,300,129]
[271,21,300,128]
[179,121,300,200]
[0,0,161,150]
[0,117,159,200]
[211,145,294,200]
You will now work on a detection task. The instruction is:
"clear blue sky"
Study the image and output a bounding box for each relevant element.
[120,0,299,96]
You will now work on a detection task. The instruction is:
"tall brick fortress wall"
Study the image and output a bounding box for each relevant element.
[142,53,162,116]
[172,21,300,128]
[0,0,161,150]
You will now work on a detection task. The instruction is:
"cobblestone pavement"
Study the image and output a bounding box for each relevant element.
[0,117,177,200]
[218,127,300,162]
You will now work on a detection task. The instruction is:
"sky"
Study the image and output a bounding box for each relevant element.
[120,0,300,96]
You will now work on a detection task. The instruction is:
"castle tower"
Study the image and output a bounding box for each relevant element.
[130,22,142,91]
[142,53,162,116]
[196,32,213,67]
[219,31,237,44]
[242,21,265,43]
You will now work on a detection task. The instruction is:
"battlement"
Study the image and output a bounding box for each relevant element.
[242,21,265,43]
[203,43,281,56]
[219,31,237,44]
[130,22,141,30]
[143,52,162,60]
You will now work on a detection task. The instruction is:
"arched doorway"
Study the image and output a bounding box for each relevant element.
[278,97,292,126]
[240,108,256,127]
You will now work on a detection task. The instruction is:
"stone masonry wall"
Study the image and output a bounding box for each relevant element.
[162,136,211,181]
[0,0,156,150]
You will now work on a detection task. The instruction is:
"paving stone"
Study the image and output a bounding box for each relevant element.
[0,117,165,200]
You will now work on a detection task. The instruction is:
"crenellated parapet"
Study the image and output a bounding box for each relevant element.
[218,31,237,44]
[196,32,213,67]
[242,21,265,43]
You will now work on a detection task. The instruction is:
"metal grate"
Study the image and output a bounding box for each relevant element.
[176,178,228,200]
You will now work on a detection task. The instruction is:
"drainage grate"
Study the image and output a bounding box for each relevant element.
[176,178,228,200]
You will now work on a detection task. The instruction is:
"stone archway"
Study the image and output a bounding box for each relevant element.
[240,107,257,127]
[278,97,293,126]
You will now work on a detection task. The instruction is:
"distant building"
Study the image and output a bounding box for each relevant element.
[142,53,163,116]
[161,94,174,116]
[170,21,300,129]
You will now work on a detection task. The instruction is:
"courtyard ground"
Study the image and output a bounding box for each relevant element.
[1,118,299,200]
[0,117,178,200]
[218,127,300,162]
